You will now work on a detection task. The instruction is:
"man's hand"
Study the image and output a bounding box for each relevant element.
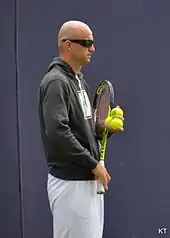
[91,163,111,189]
[104,105,124,134]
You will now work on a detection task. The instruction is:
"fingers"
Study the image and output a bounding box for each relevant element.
[115,115,124,121]
[112,127,124,133]
[92,164,111,190]
[107,125,124,133]
[102,169,111,190]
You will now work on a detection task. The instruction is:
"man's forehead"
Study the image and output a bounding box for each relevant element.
[73,28,93,39]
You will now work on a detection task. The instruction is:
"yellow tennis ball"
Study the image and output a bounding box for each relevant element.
[104,116,113,126]
[110,118,123,130]
[111,107,124,118]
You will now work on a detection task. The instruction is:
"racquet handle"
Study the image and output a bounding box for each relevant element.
[97,160,105,194]
[97,180,105,194]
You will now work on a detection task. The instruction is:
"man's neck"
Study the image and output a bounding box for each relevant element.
[59,55,81,74]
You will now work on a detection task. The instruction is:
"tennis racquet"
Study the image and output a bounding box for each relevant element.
[93,80,115,194]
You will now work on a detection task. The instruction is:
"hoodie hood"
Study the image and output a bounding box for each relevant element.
[48,57,83,80]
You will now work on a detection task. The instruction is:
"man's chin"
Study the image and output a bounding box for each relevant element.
[80,57,92,66]
[84,57,91,64]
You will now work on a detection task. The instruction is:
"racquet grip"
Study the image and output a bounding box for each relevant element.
[97,180,105,194]
[97,160,105,194]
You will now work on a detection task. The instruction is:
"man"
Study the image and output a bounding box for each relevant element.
[38,20,122,238]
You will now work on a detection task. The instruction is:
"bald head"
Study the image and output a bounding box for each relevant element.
[57,20,93,50]
[56,20,95,70]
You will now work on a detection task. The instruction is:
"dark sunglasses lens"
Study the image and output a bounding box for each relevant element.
[84,40,93,47]
[62,39,93,47]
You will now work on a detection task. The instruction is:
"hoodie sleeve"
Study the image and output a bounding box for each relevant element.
[41,77,98,170]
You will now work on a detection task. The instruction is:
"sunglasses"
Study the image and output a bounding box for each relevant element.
[62,39,94,47]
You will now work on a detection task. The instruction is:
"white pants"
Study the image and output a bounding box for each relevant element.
[47,173,104,238]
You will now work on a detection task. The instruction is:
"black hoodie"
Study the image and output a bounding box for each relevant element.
[38,58,100,180]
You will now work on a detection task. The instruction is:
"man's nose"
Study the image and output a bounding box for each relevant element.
[89,44,95,52]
